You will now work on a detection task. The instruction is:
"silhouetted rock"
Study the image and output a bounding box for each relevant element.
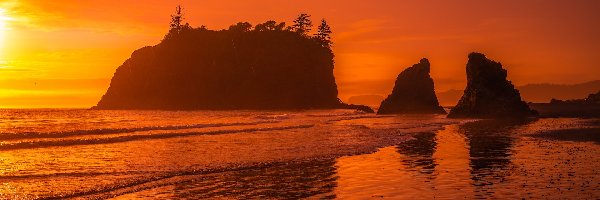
[448,53,536,118]
[587,91,600,103]
[377,58,446,114]
[547,90,600,104]
[518,80,600,103]
[347,95,384,107]
[529,90,600,118]
[95,22,371,112]
[342,103,375,113]
[437,80,600,106]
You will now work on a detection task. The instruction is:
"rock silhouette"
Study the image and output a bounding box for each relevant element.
[94,20,373,113]
[518,80,600,103]
[437,80,600,106]
[448,53,536,118]
[348,95,384,107]
[549,90,600,104]
[377,58,446,114]
[529,90,600,118]
[587,91,600,103]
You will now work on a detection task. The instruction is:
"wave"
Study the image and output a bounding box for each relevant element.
[0,121,277,141]
[305,111,364,117]
[0,171,142,180]
[254,114,293,120]
[326,115,391,123]
[39,159,336,200]
[0,124,315,151]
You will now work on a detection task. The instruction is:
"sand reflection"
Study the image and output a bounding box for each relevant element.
[118,118,599,199]
[333,119,585,199]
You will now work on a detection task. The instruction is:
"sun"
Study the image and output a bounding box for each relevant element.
[0,8,13,30]
[0,8,12,56]
[0,8,12,30]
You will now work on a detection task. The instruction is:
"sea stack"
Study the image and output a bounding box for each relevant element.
[377,58,446,114]
[94,23,373,113]
[448,53,536,118]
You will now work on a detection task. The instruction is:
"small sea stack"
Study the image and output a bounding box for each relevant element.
[448,53,537,118]
[377,58,446,114]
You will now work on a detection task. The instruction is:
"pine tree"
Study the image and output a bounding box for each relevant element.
[315,18,332,47]
[170,5,185,32]
[292,13,312,35]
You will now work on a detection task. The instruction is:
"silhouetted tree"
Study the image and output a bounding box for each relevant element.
[170,5,185,31]
[164,5,192,41]
[274,22,286,31]
[292,13,312,35]
[229,22,253,32]
[255,20,276,31]
[315,18,332,47]
[255,21,287,31]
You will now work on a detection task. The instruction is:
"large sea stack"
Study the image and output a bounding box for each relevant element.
[448,53,536,118]
[377,58,446,114]
[94,23,372,112]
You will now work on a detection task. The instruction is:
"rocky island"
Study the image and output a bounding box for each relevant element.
[94,14,373,112]
[448,53,537,118]
[377,58,446,114]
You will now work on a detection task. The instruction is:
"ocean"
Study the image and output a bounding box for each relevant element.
[0,109,598,199]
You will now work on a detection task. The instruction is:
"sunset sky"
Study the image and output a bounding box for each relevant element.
[0,0,599,108]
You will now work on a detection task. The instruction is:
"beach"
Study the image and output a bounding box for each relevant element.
[0,109,598,199]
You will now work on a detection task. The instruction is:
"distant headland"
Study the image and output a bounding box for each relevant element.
[94,7,372,112]
[530,90,600,118]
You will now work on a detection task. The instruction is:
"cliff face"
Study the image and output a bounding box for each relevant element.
[448,53,536,118]
[377,58,446,114]
[95,28,358,111]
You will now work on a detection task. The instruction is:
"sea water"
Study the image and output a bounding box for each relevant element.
[0,109,598,199]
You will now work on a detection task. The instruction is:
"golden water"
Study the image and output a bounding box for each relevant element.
[0,109,597,199]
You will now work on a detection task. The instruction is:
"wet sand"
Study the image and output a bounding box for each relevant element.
[0,110,455,199]
[0,109,598,199]
[115,118,600,199]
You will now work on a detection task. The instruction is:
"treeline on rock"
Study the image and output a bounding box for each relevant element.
[95,7,372,112]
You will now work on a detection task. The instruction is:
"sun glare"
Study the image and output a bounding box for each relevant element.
[0,8,12,30]
[0,8,12,56]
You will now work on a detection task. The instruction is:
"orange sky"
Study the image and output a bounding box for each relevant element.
[0,0,599,108]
